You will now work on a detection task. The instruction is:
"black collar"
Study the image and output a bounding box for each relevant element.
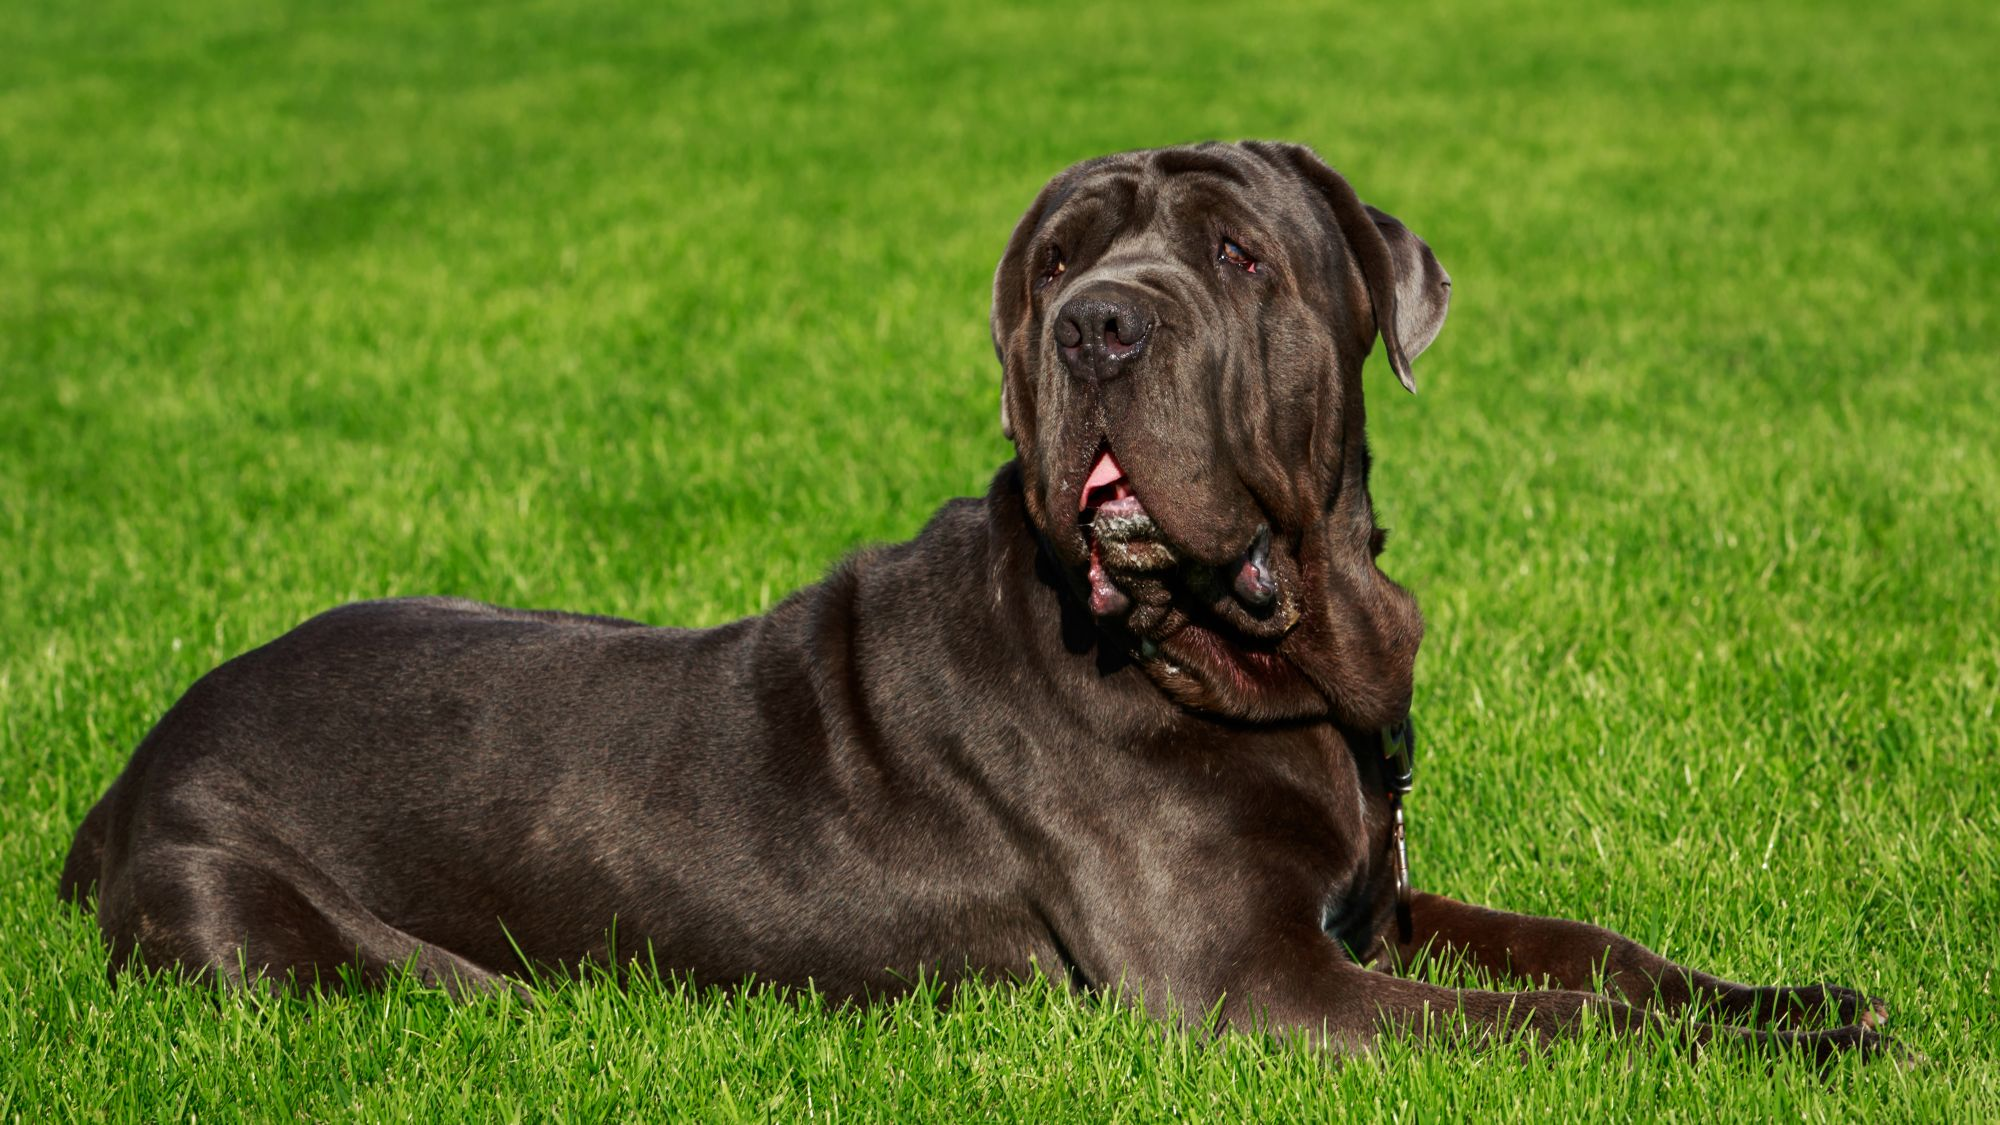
[1382,717,1416,943]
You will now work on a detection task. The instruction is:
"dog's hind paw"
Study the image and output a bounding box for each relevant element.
[1745,982,1890,1030]
[1756,1022,1915,1069]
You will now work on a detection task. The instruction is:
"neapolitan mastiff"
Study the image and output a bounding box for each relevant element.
[62,142,1888,1060]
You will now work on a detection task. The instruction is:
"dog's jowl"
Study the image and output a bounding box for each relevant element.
[61,142,1888,1060]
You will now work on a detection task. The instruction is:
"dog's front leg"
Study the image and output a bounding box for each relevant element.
[1389,891,1887,1031]
[1224,927,1886,1063]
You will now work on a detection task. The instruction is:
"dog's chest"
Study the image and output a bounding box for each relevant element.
[1143,723,1385,927]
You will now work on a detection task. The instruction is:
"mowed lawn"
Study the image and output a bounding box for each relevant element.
[4,0,1995,1118]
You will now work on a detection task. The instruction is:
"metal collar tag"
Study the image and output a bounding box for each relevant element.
[1383,717,1415,794]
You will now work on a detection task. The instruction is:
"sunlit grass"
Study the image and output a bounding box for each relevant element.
[3,0,1995,1118]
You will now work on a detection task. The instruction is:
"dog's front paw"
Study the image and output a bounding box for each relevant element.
[1820,983,1890,1029]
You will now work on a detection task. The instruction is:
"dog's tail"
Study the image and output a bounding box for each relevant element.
[58,790,115,910]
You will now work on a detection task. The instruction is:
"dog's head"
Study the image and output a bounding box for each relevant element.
[991,142,1449,725]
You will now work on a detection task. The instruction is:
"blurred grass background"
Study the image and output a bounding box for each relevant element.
[3,0,1995,1117]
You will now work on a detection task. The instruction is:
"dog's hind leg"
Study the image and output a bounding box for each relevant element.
[96,844,513,999]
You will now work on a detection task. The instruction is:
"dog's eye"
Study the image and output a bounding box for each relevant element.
[1218,238,1258,274]
[1036,247,1067,290]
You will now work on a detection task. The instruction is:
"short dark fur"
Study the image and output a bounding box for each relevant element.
[62,143,1888,1060]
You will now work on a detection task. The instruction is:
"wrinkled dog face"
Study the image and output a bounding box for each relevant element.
[991,142,1450,721]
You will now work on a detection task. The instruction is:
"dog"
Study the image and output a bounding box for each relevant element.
[62,141,1888,1060]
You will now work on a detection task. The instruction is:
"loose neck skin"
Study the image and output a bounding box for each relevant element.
[973,449,1418,738]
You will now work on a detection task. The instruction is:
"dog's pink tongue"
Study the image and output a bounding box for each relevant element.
[1081,449,1136,514]
[1085,450,1126,498]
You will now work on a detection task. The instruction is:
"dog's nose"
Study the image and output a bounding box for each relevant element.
[1055,294,1153,381]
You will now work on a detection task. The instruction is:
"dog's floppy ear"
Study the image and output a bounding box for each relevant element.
[1361,204,1451,392]
[1253,143,1450,393]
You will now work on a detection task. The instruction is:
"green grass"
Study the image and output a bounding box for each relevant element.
[4,0,1996,1117]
